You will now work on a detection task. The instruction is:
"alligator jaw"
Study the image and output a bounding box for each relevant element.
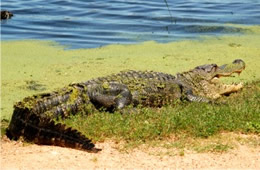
[219,82,243,96]
[215,59,246,78]
[211,72,244,97]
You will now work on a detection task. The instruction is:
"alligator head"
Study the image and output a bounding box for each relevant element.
[177,59,246,99]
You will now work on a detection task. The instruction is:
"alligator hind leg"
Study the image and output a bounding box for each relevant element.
[87,82,132,111]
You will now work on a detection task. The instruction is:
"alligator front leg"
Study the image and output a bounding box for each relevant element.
[87,82,133,111]
[185,89,210,103]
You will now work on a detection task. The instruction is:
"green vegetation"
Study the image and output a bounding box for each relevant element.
[57,81,260,151]
[1,25,260,120]
[1,24,260,153]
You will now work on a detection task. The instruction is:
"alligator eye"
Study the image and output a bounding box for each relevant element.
[205,64,217,73]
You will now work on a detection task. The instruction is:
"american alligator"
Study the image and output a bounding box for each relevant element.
[1,10,13,20]
[6,59,245,152]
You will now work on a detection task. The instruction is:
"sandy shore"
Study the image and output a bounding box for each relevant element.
[1,136,259,169]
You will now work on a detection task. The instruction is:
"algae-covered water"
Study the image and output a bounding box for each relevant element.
[1,24,260,119]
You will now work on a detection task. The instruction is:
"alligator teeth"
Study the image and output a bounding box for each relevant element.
[220,83,243,95]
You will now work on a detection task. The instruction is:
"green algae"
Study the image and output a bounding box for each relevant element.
[1,24,260,119]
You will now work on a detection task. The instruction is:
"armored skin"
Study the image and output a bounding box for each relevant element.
[6,59,245,152]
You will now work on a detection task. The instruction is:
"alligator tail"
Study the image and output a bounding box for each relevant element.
[6,105,101,152]
[6,84,101,152]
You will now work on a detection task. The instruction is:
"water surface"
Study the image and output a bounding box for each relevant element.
[1,0,260,48]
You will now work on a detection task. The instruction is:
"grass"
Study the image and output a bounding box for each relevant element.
[58,80,260,151]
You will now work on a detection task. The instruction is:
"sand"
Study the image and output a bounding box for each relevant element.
[1,133,260,169]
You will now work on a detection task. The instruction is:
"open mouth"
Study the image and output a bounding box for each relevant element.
[210,59,245,97]
[211,71,244,96]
